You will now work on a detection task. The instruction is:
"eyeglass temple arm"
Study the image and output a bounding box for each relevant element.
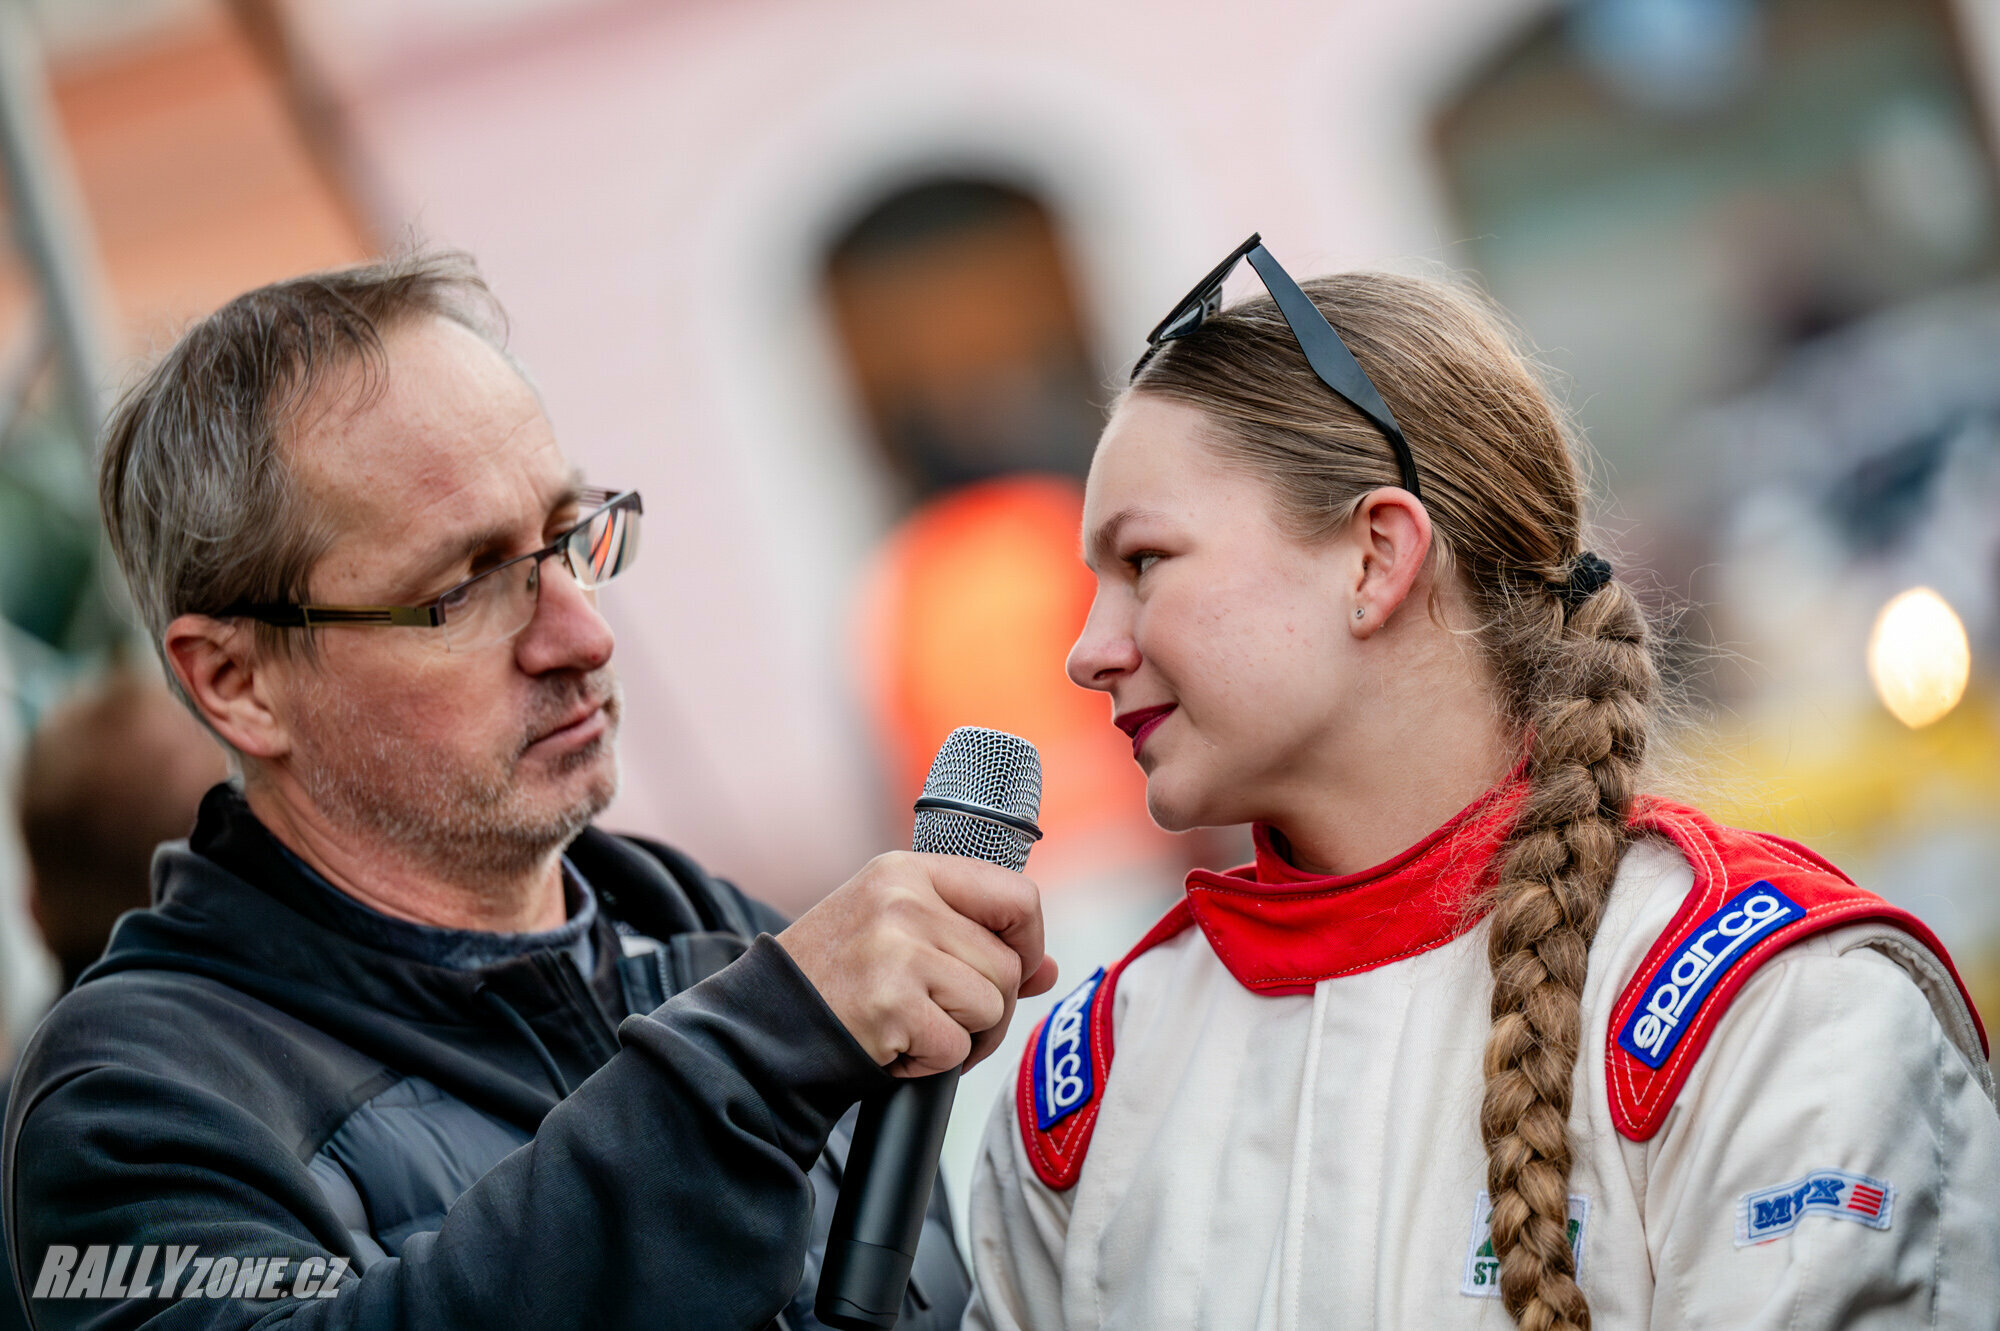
[1244,247,1422,498]
[229,603,442,627]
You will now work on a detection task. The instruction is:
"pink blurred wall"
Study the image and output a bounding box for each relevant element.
[290,0,2000,909]
[284,0,1552,907]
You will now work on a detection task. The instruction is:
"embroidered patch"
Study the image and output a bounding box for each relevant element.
[1032,967,1106,1130]
[1461,1192,1589,1298]
[1617,881,1804,1069]
[1736,1169,1894,1245]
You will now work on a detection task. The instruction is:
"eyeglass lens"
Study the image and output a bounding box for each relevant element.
[568,498,641,588]
[438,500,641,652]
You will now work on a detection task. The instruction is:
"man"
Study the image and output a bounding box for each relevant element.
[2,254,1054,1330]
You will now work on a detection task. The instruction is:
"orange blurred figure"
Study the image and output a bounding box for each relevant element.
[859,475,1165,883]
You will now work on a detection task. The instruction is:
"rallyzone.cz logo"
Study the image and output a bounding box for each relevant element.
[31,1246,349,1301]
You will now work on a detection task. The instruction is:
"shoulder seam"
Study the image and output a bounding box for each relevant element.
[1608,802,1985,1140]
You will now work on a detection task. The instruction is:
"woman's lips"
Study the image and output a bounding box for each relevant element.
[1113,703,1178,759]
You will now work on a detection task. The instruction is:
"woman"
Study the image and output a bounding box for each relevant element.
[962,237,1999,1330]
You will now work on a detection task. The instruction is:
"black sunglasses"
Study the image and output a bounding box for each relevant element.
[1131,233,1421,499]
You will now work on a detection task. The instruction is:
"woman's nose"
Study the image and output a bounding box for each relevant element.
[1067,598,1141,691]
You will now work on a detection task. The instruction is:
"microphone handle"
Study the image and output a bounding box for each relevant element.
[818,725,1041,1330]
[815,1069,959,1329]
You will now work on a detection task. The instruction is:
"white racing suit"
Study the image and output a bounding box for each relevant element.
[964,793,2000,1330]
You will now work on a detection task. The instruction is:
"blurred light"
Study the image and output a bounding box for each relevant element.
[1568,0,1760,116]
[1867,587,1971,729]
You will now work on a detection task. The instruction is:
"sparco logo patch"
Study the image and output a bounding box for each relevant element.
[1737,1169,1894,1245]
[1033,966,1105,1130]
[1618,881,1803,1069]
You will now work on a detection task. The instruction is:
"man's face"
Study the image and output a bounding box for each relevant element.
[269,315,621,880]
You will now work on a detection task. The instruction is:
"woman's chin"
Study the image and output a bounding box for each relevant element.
[1144,776,1214,835]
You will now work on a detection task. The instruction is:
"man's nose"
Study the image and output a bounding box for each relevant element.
[515,556,615,674]
[1066,597,1139,691]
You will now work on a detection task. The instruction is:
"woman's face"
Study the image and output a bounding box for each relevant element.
[1067,395,1369,832]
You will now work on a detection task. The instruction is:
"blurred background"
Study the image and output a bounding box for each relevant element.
[2,0,1997,1233]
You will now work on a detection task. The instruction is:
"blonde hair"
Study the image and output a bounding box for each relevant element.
[1133,270,1659,1331]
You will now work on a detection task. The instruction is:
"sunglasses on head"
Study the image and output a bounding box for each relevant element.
[1131,233,1421,500]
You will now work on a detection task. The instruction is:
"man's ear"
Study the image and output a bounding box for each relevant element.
[1345,488,1433,636]
[161,615,293,761]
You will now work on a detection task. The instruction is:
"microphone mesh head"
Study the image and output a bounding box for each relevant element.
[912,727,1043,870]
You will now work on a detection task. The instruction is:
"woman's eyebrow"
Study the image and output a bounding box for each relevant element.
[1084,507,1166,568]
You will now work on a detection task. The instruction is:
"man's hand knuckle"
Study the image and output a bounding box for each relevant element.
[880,891,929,933]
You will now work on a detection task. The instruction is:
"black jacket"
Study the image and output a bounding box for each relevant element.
[3,787,968,1330]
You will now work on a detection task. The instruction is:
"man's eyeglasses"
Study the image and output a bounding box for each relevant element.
[226,489,643,653]
[1131,233,1421,500]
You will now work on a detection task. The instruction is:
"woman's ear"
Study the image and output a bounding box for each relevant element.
[161,615,293,761]
[1346,489,1432,636]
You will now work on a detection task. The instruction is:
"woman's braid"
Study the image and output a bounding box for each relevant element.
[1478,579,1657,1331]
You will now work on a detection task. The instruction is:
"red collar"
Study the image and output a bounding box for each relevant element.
[1183,779,1525,995]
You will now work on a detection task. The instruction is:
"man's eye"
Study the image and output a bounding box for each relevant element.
[438,581,477,612]
[1127,551,1162,576]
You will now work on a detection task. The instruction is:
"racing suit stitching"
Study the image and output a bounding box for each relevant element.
[1608,807,1722,1115]
[1622,901,1859,1117]
[1614,806,1754,1119]
[1749,838,1822,876]
[1017,1032,1068,1181]
[1929,1019,1946,1330]
[1277,985,1331,1331]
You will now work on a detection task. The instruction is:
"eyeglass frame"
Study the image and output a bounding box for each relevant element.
[222,488,643,632]
[1130,233,1422,500]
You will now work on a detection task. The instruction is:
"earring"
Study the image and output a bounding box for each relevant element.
[1354,608,1364,619]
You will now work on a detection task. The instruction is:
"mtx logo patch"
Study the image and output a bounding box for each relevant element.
[1033,967,1105,1130]
[1736,1169,1894,1245]
[1618,881,1803,1069]
[1461,1192,1589,1297]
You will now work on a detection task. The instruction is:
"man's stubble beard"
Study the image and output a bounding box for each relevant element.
[292,667,623,889]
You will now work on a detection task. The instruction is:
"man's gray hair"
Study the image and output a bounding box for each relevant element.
[99,250,510,708]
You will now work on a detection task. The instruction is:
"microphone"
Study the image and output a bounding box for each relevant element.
[816,726,1044,1330]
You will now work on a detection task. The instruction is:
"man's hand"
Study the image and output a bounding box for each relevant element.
[776,853,1059,1077]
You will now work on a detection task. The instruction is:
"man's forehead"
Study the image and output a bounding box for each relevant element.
[287,316,567,531]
